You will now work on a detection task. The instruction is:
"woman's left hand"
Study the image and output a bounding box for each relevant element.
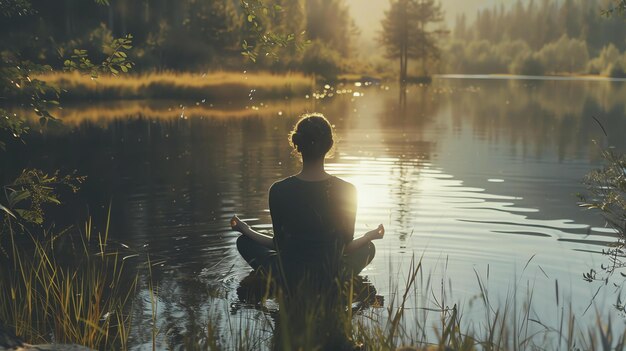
[230,215,249,233]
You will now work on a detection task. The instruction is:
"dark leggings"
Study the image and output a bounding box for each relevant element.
[236,235,376,277]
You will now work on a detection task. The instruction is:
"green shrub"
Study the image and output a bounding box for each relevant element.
[510,53,545,75]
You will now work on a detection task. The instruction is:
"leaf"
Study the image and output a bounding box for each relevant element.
[15,209,43,225]
[0,204,16,218]
[43,195,61,205]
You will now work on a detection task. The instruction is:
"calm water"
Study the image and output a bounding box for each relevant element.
[4,77,626,349]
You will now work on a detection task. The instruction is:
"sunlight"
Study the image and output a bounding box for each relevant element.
[327,157,399,230]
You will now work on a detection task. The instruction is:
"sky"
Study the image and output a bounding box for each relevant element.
[345,0,512,42]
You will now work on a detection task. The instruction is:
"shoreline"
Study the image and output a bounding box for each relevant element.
[33,71,315,102]
[437,73,626,82]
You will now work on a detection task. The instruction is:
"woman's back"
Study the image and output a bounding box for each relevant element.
[269,175,356,267]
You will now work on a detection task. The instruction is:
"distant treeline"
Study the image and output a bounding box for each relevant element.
[1,0,356,77]
[447,0,626,76]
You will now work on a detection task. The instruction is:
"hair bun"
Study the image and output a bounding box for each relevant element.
[289,113,335,160]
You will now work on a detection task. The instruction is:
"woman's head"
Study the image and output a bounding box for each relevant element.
[289,113,335,161]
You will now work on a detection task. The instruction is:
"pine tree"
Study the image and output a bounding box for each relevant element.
[379,0,444,82]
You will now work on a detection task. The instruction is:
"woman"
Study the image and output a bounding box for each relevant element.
[231,113,384,287]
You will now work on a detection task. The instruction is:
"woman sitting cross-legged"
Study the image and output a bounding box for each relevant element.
[231,113,384,289]
[231,113,385,350]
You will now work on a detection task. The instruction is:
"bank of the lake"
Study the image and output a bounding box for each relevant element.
[35,71,314,102]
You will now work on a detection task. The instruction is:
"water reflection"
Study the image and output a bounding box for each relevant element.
[234,271,379,350]
[3,77,626,348]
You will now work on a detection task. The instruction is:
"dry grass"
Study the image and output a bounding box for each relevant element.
[10,98,312,127]
[37,71,314,101]
[0,211,138,350]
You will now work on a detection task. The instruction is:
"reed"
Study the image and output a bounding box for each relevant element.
[2,225,625,350]
[203,253,625,351]
[0,209,138,350]
[35,71,314,101]
[9,98,312,127]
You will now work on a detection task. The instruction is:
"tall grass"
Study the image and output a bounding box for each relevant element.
[184,254,626,351]
[2,225,625,350]
[9,98,312,127]
[0,211,138,349]
[35,71,314,101]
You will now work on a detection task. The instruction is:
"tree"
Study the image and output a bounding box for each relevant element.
[379,0,444,82]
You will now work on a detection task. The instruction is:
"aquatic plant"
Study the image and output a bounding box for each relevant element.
[0,209,138,350]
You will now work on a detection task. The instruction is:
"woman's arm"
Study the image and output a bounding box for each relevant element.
[231,215,275,249]
[344,224,385,254]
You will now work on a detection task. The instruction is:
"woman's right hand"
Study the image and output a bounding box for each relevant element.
[365,224,385,241]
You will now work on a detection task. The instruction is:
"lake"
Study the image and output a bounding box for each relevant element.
[4,76,626,349]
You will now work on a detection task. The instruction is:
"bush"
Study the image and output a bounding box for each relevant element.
[510,53,545,76]
[301,40,344,79]
[607,62,626,78]
[587,44,623,75]
[536,35,589,73]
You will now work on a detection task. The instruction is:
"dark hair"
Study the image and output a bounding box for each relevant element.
[289,113,335,160]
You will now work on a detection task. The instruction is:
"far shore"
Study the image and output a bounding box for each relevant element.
[22,70,626,105]
[35,71,315,102]
[437,73,626,82]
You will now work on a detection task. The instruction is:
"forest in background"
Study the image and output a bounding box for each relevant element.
[3,0,626,80]
[1,0,358,78]
[446,0,626,76]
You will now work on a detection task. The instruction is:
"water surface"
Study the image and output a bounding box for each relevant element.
[4,77,626,349]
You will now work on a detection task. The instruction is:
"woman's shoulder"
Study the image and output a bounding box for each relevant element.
[269,176,297,193]
[270,175,355,191]
[330,176,356,191]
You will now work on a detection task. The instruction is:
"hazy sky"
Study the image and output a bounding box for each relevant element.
[345,0,512,41]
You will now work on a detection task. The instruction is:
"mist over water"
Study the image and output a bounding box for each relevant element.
[4,77,626,348]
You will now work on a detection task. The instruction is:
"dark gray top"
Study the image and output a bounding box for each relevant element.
[269,175,357,266]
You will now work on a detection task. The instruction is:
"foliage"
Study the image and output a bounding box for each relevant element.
[0,0,351,74]
[0,213,138,349]
[1,169,85,226]
[63,35,134,78]
[446,39,529,74]
[305,0,356,58]
[536,35,589,73]
[380,0,444,80]
[300,40,343,79]
[603,0,626,16]
[0,0,32,17]
[448,0,626,75]
[587,44,622,74]
[240,0,308,63]
[580,149,626,284]
[1,3,134,150]
[0,56,60,147]
[510,53,546,76]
